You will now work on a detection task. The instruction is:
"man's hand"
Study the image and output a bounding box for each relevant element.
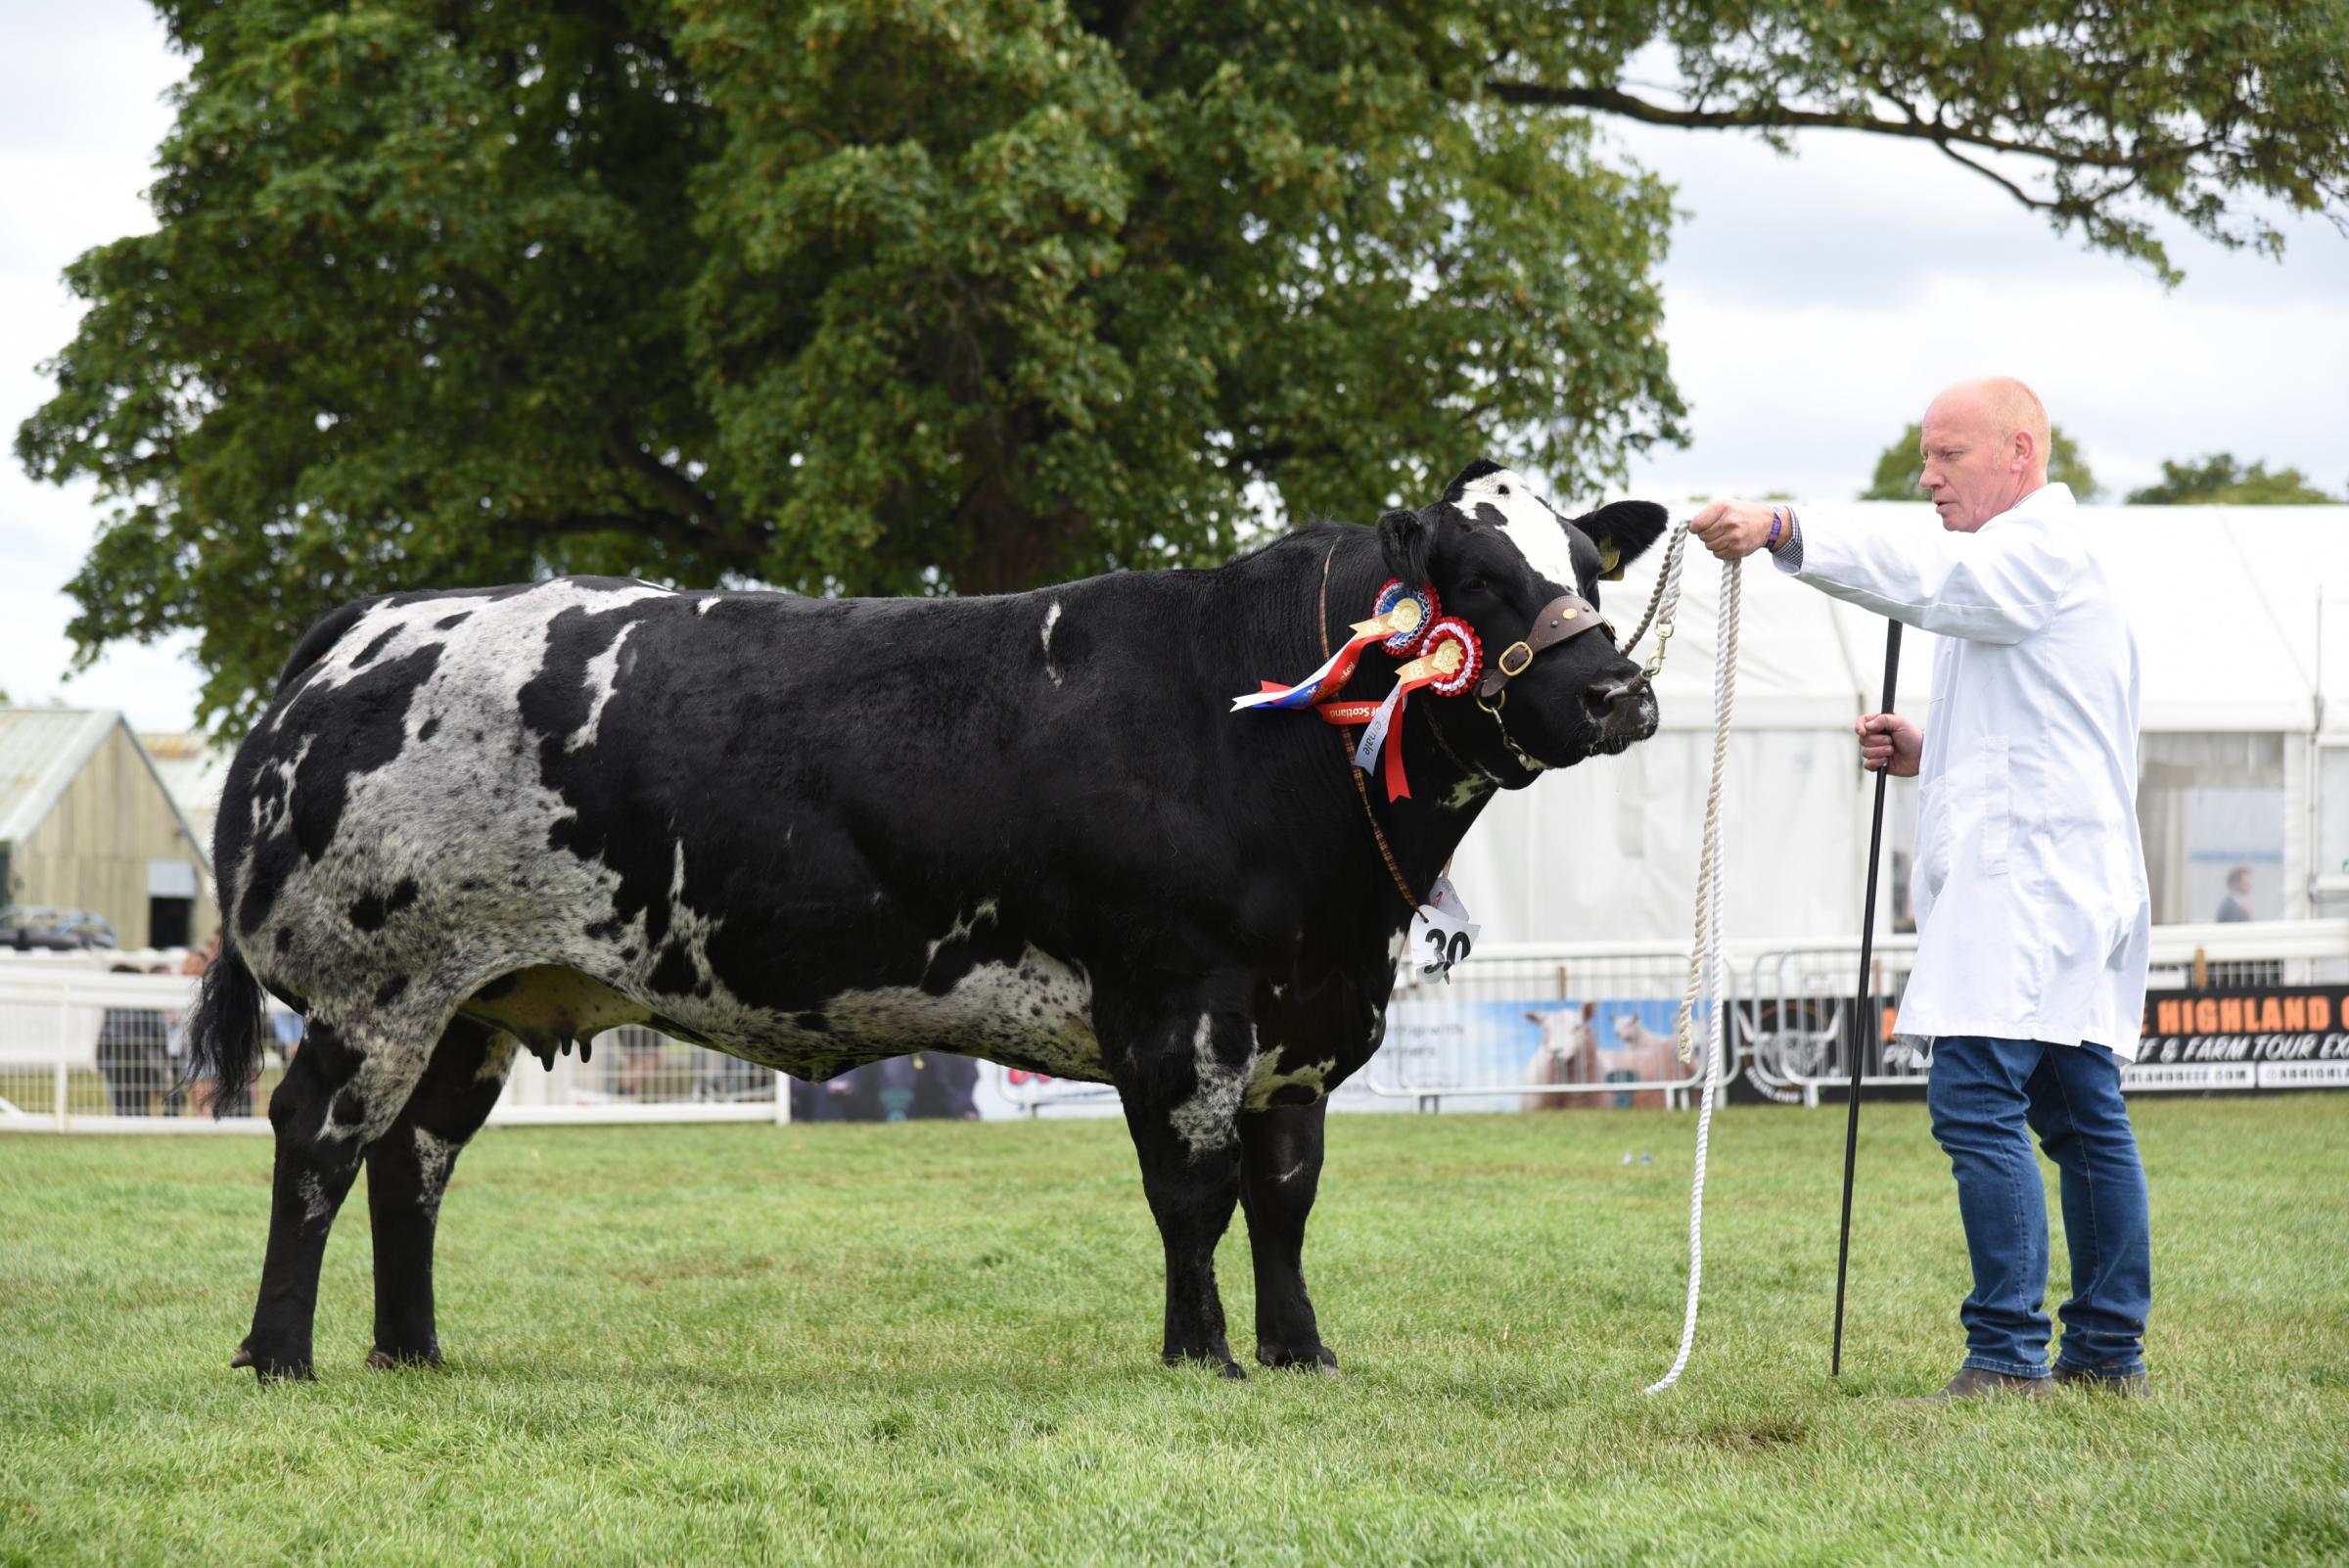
[1686,500,1787,561]
[1857,712,1922,776]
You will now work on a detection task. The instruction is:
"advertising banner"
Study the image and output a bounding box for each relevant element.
[2131,987,2349,1090]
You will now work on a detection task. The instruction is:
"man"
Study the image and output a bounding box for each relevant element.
[2215,868,2254,923]
[1688,377,2153,1401]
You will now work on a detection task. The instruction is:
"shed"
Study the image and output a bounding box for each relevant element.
[0,708,216,949]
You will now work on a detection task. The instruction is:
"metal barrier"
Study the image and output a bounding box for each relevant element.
[7,920,2339,1130]
[1362,940,1729,1110]
[0,960,787,1132]
[1745,919,2349,1102]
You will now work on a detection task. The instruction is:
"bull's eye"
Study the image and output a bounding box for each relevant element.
[1497,484,1510,495]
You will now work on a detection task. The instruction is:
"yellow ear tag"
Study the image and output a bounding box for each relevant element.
[1599,543,1624,581]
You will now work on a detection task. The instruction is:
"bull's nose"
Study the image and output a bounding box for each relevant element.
[1588,677,1659,743]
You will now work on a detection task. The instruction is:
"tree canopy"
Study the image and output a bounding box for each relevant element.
[2125,455,2341,505]
[1862,423,2101,502]
[22,1,2349,722]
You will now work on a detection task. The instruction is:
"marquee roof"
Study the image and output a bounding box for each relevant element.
[1608,503,2347,735]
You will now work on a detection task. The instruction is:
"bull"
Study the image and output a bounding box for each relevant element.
[191,460,1667,1379]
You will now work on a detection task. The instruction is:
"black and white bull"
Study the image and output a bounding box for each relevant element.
[191,460,1667,1380]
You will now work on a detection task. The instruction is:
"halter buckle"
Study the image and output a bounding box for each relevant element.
[1497,641,1534,678]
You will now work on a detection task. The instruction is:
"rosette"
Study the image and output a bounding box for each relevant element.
[1230,580,1440,713]
[1372,580,1441,656]
[1420,618,1483,697]
[1322,621,1485,802]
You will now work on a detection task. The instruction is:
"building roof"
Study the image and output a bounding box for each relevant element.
[0,708,211,871]
[1611,502,2346,735]
[138,730,233,843]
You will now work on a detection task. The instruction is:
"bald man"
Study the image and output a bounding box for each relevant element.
[1690,379,2153,1403]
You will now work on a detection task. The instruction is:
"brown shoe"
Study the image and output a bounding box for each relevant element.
[2053,1363,2149,1397]
[1900,1366,2053,1406]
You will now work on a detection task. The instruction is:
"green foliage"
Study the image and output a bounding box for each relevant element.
[2126,454,2341,505]
[20,1,2347,723]
[2,1102,2345,1565]
[1861,422,2101,501]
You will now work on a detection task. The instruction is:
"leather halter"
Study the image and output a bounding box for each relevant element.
[1475,592,1615,702]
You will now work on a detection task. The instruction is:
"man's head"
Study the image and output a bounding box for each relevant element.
[1917,377,2050,531]
[2228,867,2253,897]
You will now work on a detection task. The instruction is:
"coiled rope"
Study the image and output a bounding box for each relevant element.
[1642,547,1741,1396]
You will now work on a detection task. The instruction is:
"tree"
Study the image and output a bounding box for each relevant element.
[1862,424,2101,502]
[22,2,2348,723]
[2125,455,2340,505]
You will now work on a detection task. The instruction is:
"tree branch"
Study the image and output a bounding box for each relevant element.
[605,424,727,530]
[1483,78,2140,170]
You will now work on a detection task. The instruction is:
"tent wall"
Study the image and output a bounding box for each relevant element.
[1456,504,2345,944]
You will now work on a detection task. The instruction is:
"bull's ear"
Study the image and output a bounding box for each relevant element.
[1576,499,1669,580]
[1376,507,1433,584]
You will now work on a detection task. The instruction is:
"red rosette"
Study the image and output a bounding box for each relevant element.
[1421,618,1483,697]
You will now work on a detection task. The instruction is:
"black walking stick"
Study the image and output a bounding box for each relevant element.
[1830,620,1903,1377]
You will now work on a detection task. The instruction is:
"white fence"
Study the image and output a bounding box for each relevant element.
[5,920,2342,1132]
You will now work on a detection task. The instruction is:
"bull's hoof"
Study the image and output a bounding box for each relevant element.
[242,1352,316,1382]
[234,1335,315,1381]
[1163,1348,1248,1380]
[365,1346,443,1371]
[1256,1343,1341,1375]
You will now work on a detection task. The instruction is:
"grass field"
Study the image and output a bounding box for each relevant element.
[3,1097,2344,1566]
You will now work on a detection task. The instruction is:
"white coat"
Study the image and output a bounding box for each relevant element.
[1776,484,2149,1059]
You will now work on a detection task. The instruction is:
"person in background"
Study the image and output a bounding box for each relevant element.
[2214,868,2254,923]
[1689,375,2153,1402]
[96,962,165,1115]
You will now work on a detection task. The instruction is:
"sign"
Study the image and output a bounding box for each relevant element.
[2134,986,2349,1091]
[1406,875,1478,981]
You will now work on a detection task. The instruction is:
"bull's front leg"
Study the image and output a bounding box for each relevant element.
[1102,985,1257,1377]
[1239,1098,1338,1372]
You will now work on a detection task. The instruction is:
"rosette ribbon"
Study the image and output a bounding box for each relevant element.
[1230,580,1439,712]
[1313,617,1483,801]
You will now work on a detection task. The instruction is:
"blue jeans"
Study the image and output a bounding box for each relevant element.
[1924,1037,2151,1379]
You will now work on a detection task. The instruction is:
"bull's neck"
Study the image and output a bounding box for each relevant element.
[1308,530,1499,912]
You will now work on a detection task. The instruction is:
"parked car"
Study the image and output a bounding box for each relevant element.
[0,905,118,951]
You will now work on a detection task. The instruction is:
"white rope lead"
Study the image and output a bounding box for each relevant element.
[1644,553,1740,1396]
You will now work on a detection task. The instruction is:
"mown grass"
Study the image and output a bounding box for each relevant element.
[2,1098,2344,1566]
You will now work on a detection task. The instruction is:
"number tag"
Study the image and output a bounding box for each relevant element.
[1408,875,1479,982]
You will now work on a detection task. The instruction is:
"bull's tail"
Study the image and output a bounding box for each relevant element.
[187,934,268,1117]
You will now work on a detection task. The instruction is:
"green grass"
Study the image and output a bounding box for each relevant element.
[2,1099,2344,1566]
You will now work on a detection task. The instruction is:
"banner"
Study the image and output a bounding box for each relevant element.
[2132,986,2349,1090]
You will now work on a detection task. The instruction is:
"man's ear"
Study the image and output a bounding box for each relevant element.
[1377,507,1433,584]
[1575,500,1669,580]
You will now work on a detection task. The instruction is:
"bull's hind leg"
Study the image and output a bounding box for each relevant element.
[1238,1099,1338,1372]
[1102,983,1258,1378]
[235,1020,374,1379]
[362,1019,517,1368]
[235,1016,435,1381]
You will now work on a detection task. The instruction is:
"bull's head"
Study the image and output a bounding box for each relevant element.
[1378,459,1668,781]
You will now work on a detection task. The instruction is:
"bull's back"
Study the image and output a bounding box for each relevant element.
[216,572,1255,1078]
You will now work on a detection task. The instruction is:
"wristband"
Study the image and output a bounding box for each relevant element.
[1766,509,1784,550]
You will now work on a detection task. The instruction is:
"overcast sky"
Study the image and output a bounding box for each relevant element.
[4,0,2346,732]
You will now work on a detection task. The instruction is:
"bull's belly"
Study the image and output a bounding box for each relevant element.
[462,945,1110,1084]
